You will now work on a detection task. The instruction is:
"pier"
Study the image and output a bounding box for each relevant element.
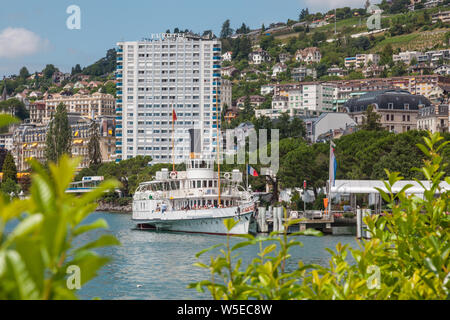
[256,207,356,235]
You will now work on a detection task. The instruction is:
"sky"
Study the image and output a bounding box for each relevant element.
[0,0,368,77]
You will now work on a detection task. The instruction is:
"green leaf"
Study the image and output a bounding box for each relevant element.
[195,243,223,258]
[3,214,43,249]
[5,250,40,299]
[223,218,239,232]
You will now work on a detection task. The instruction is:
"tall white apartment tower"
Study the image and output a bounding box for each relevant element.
[115,34,222,163]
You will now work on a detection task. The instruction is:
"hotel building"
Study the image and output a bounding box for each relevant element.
[115,34,222,163]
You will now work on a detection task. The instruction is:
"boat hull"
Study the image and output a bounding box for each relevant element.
[133,205,256,235]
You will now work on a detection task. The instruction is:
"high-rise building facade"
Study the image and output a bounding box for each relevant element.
[116,34,222,163]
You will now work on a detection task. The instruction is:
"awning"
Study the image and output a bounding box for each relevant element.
[331,180,450,195]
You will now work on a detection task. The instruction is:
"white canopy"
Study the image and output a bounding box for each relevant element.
[331,180,450,195]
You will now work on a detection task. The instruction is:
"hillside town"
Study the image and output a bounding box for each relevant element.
[0,0,450,303]
[0,1,449,193]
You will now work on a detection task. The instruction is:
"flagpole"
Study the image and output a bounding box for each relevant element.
[246,164,249,191]
[172,103,175,172]
[328,140,335,218]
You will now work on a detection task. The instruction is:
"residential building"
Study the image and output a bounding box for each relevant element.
[236,95,265,109]
[273,83,302,97]
[291,67,317,81]
[261,84,275,95]
[393,51,423,65]
[333,75,450,102]
[271,95,289,111]
[222,51,232,61]
[424,49,450,66]
[304,112,356,143]
[116,34,222,162]
[407,63,433,75]
[344,90,432,133]
[0,133,13,151]
[221,79,233,108]
[221,66,239,77]
[254,96,290,119]
[278,53,291,63]
[223,105,238,123]
[434,65,450,76]
[272,63,287,77]
[432,10,450,23]
[29,101,46,124]
[301,82,337,112]
[344,56,357,69]
[12,115,116,171]
[363,65,385,78]
[287,89,302,112]
[295,47,321,64]
[345,53,380,68]
[417,104,449,133]
[248,49,271,65]
[43,92,115,124]
[327,66,347,78]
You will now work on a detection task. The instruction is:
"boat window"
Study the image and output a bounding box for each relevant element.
[208,180,212,187]
[197,180,201,188]
[203,180,207,188]
[214,180,217,187]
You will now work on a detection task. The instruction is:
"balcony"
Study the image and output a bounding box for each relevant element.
[116,99,122,103]
[117,57,123,61]
[116,82,122,87]
[213,48,221,52]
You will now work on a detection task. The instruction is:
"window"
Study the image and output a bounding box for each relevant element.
[388,103,394,109]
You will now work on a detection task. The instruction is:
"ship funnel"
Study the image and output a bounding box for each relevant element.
[188,128,201,159]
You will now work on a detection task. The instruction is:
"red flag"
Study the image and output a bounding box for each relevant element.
[172,109,177,122]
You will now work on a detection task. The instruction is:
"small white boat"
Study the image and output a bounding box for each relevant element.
[132,158,257,235]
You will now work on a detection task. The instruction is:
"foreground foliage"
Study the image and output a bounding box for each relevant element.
[0,153,120,299]
[190,132,449,299]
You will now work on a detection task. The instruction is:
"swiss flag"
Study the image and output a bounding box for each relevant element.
[172,109,177,122]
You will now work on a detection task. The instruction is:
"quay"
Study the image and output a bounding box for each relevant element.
[256,207,356,235]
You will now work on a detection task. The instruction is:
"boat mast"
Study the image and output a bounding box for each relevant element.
[172,101,175,172]
[215,72,221,205]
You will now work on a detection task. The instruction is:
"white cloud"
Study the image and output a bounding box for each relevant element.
[303,0,365,12]
[0,27,49,59]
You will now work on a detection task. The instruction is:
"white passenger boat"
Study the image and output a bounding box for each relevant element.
[132,158,257,235]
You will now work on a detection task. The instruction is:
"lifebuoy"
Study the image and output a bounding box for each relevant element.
[170,171,177,179]
[224,172,231,180]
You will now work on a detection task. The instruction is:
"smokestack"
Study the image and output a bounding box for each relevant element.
[188,128,201,159]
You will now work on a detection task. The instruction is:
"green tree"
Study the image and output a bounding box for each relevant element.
[0,98,29,120]
[220,19,233,39]
[19,67,30,80]
[88,121,102,166]
[45,103,72,163]
[360,104,383,131]
[43,64,57,79]
[2,152,17,183]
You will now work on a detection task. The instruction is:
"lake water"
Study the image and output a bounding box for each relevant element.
[74,212,358,300]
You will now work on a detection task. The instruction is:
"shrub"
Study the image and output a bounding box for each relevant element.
[190,132,449,299]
